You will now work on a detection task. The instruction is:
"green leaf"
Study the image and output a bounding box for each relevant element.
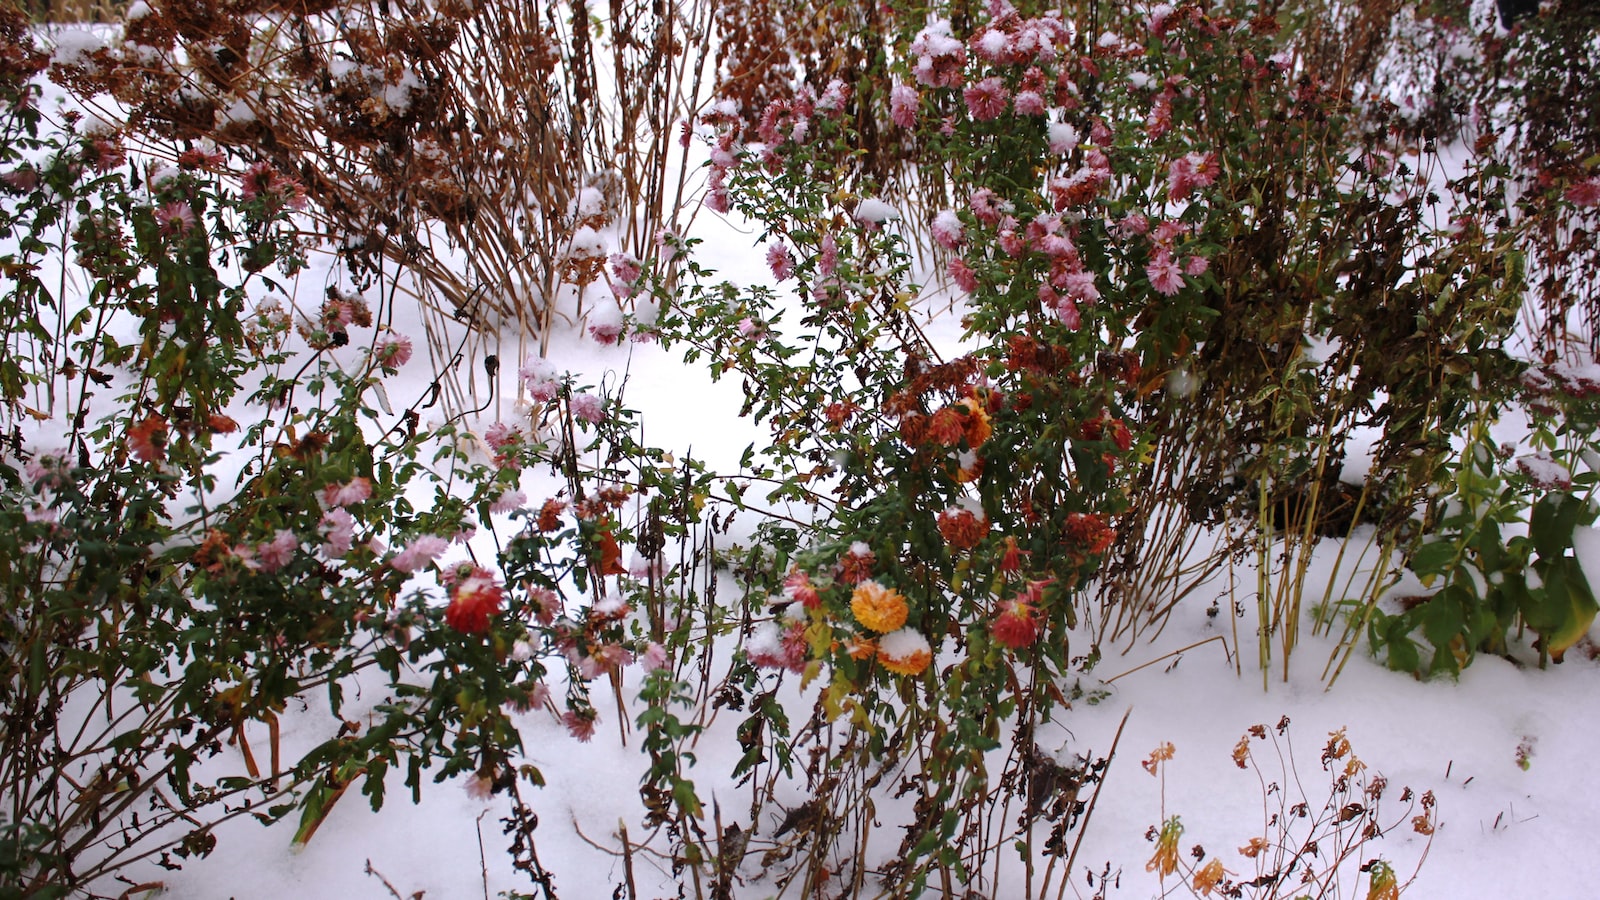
[1409,540,1457,582]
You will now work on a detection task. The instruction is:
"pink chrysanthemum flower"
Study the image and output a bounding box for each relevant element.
[319,508,355,559]
[391,534,448,573]
[1147,251,1185,296]
[254,529,298,573]
[818,233,839,276]
[890,82,919,128]
[948,257,978,293]
[519,356,561,402]
[963,76,1010,121]
[374,333,412,371]
[969,187,1007,225]
[491,489,527,515]
[931,209,964,250]
[766,243,795,280]
[1013,90,1046,116]
[322,477,372,508]
[570,391,605,424]
[563,708,597,742]
[1567,177,1600,206]
[154,201,197,236]
[529,586,563,625]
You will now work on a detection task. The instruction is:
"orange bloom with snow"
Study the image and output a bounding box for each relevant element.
[877,628,932,675]
[959,396,992,448]
[937,505,989,550]
[850,579,908,633]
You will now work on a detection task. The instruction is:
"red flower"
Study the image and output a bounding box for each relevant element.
[128,415,168,463]
[998,536,1028,573]
[937,505,989,551]
[782,569,822,609]
[445,569,504,634]
[837,542,876,585]
[1063,512,1116,556]
[992,595,1042,649]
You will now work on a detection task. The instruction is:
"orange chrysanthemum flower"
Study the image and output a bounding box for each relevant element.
[850,579,908,633]
[877,628,932,675]
[844,636,878,661]
[959,396,992,448]
[937,505,989,550]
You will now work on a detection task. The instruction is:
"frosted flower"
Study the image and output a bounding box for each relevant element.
[969,188,1008,225]
[570,391,605,424]
[854,198,900,223]
[937,503,989,550]
[850,579,908,633]
[1013,90,1046,116]
[391,534,448,573]
[1047,121,1080,155]
[445,566,504,634]
[609,252,642,286]
[963,77,1010,121]
[817,78,850,115]
[931,209,965,249]
[877,628,933,676]
[746,619,808,672]
[766,242,795,280]
[519,355,561,401]
[910,18,968,88]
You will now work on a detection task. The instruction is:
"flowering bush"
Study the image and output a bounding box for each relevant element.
[0,17,713,892]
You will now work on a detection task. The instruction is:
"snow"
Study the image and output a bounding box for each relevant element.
[854,197,902,223]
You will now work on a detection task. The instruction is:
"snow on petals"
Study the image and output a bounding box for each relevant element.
[877,628,933,675]
[963,76,1010,121]
[931,209,965,250]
